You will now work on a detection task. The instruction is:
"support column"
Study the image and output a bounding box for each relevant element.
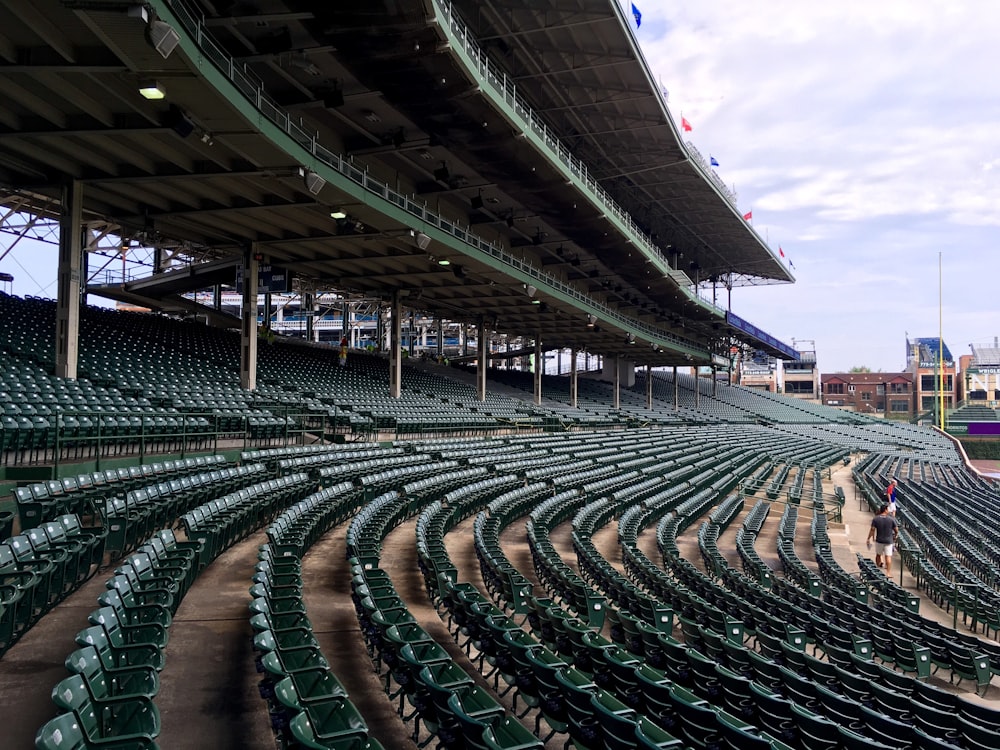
[613,356,620,411]
[695,369,700,409]
[341,301,349,339]
[305,293,314,342]
[436,319,444,360]
[533,338,542,406]
[56,180,83,380]
[712,366,717,397]
[646,364,653,409]
[476,317,487,402]
[389,291,402,398]
[408,310,415,358]
[213,284,222,311]
[673,366,678,411]
[463,323,470,358]
[240,246,259,391]
[569,349,578,408]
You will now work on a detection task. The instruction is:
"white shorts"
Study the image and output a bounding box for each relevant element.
[875,542,894,557]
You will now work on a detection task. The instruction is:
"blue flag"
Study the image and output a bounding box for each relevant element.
[710,156,719,167]
[631,3,642,28]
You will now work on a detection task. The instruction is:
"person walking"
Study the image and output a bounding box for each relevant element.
[339,335,348,367]
[867,504,899,574]
[885,479,898,516]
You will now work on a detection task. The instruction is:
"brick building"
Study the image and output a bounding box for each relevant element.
[820,371,914,417]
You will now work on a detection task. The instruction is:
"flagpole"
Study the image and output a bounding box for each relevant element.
[939,251,945,431]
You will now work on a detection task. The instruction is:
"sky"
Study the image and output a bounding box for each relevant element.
[2,2,998,373]
[628,0,1000,372]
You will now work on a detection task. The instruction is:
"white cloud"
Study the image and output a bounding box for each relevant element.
[636,0,1000,370]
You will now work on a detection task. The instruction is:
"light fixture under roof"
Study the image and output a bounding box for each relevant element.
[138,80,166,100]
[330,209,347,220]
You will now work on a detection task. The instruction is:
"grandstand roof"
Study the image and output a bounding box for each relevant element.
[0,0,794,365]
[972,345,1000,366]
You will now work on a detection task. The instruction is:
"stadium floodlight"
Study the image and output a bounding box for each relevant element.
[138,80,165,100]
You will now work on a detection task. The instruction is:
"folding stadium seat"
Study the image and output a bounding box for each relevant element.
[27,523,89,586]
[947,644,992,695]
[748,681,796,746]
[714,664,755,722]
[12,483,52,529]
[50,673,161,743]
[88,605,169,652]
[0,540,51,623]
[634,716,685,750]
[588,689,640,750]
[74,623,165,674]
[49,513,108,577]
[6,533,74,602]
[64,643,159,702]
[790,703,840,750]
[97,587,172,630]
[112,556,180,613]
[715,710,773,750]
[666,684,721,750]
[34,711,159,750]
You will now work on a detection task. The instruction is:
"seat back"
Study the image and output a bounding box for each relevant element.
[34,712,89,750]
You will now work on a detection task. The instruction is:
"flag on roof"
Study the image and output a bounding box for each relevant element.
[710,156,719,167]
[659,77,670,102]
[631,3,642,28]
[789,259,795,270]
[743,210,752,221]
[779,246,785,258]
[681,117,693,132]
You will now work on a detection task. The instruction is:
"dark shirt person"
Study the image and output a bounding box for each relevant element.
[866,504,899,574]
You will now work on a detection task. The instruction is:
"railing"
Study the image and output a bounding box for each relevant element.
[152,0,718,358]
[1,404,342,470]
[685,141,738,206]
[430,0,727,303]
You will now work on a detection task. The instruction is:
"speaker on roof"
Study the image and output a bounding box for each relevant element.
[304,171,326,195]
[148,20,181,59]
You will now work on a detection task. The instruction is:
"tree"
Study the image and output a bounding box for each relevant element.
[849,366,871,373]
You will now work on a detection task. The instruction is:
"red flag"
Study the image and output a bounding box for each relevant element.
[779,247,785,258]
[681,117,692,132]
[742,210,752,221]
